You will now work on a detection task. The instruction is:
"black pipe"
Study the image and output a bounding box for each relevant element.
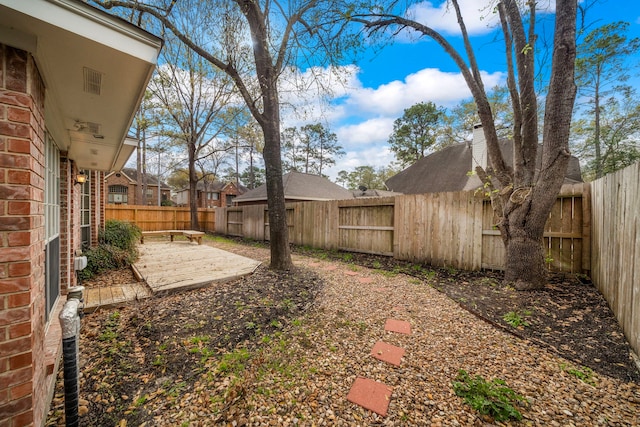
[62,335,79,427]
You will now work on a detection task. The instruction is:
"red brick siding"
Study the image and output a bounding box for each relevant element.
[191,183,243,208]
[104,172,169,205]
[0,43,69,427]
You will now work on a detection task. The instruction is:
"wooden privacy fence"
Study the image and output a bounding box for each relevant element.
[591,161,640,354]
[106,205,215,232]
[215,182,590,274]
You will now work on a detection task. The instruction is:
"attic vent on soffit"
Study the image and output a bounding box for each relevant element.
[83,67,103,95]
[74,121,101,134]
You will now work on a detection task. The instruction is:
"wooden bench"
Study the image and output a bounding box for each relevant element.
[140,230,205,245]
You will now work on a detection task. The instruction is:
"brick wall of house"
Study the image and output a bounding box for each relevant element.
[105,172,134,204]
[105,172,168,205]
[0,44,49,427]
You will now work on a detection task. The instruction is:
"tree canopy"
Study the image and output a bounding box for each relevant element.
[388,101,445,168]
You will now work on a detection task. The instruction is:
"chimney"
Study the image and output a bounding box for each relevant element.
[472,123,487,171]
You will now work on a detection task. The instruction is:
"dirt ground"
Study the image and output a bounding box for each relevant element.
[46,238,639,426]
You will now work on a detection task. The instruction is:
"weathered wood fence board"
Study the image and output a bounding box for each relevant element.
[105,205,215,232]
[591,162,640,354]
[216,184,588,275]
[394,192,483,269]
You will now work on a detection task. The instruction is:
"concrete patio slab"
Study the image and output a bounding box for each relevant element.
[371,341,405,366]
[135,242,261,294]
[347,377,393,417]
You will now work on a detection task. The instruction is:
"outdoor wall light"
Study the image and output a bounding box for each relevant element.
[75,170,87,185]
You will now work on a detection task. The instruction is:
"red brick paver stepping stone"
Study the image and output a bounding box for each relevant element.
[373,287,388,292]
[347,377,393,417]
[324,265,338,271]
[308,262,321,268]
[371,341,405,366]
[358,277,374,284]
[384,319,411,335]
[344,271,359,276]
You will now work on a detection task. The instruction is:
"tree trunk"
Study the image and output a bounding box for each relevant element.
[141,128,147,205]
[501,199,548,290]
[188,140,199,230]
[136,130,143,205]
[240,0,293,271]
[500,0,577,289]
[594,77,603,178]
[262,115,292,271]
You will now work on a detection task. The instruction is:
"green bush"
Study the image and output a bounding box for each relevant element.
[79,220,140,281]
[453,370,527,422]
[99,219,141,252]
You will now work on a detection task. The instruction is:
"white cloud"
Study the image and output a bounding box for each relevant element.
[407,0,557,36]
[336,117,395,146]
[325,145,396,177]
[408,0,500,36]
[344,68,505,116]
[271,63,505,181]
[277,64,361,127]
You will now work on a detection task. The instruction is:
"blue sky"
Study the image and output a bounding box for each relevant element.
[293,0,640,180]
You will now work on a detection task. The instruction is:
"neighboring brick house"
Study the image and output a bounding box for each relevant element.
[175,181,247,208]
[0,2,161,426]
[105,168,171,205]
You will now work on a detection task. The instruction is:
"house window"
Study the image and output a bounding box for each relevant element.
[44,133,60,322]
[207,192,219,200]
[226,195,236,207]
[80,178,91,250]
[108,185,128,204]
[146,188,154,198]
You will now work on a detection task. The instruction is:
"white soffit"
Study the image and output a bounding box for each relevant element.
[0,0,161,172]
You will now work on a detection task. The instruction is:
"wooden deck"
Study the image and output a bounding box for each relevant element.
[135,241,262,294]
[84,282,152,313]
[82,242,261,312]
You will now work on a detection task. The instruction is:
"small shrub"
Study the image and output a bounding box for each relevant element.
[453,370,526,422]
[503,310,531,328]
[561,364,596,386]
[79,220,141,281]
[100,219,141,252]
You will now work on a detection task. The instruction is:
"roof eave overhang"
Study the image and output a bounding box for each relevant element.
[0,0,162,172]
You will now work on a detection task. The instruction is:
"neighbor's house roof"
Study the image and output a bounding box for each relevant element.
[234,171,354,204]
[352,188,401,198]
[0,0,162,172]
[105,168,171,189]
[176,180,248,194]
[385,140,583,194]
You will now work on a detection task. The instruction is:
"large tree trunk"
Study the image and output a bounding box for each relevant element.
[500,0,577,289]
[501,197,548,290]
[261,96,293,271]
[241,0,293,271]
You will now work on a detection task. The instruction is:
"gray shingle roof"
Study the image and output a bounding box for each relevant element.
[176,180,248,193]
[234,171,354,203]
[120,168,170,189]
[385,140,583,194]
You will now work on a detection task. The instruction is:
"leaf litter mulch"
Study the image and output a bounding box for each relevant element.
[46,238,640,426]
